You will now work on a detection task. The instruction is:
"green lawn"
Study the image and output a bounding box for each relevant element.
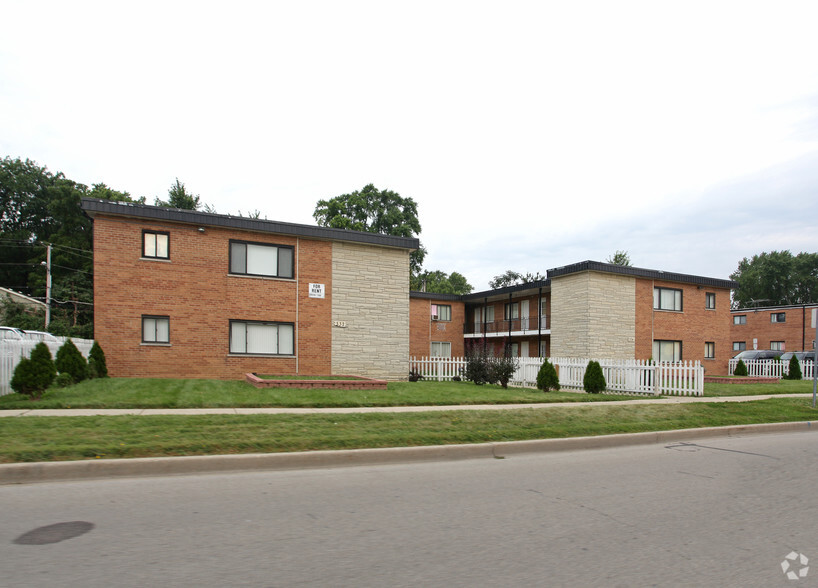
[703,379,816,397]
[1,398,816,463]
[0,378,658,409]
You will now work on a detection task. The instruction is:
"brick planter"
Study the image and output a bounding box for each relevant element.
[704,376,780,384]
[246,373,388,390]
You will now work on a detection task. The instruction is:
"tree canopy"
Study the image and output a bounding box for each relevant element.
[154,178,201,210]
[411,270,473,295]
[606,250,632,266]
[313,183,426,274]
[489,270,546,290]
[731,250,818,308]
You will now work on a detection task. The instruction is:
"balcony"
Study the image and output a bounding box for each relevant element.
[464,316,550,338]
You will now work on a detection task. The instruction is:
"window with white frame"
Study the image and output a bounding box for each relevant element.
[143,230,169,259]
[539,341,547,357]
[771,312,786,323]
[653,340,682,362]
[504,302,519,320]
[229,240,294,279]
[142,315,170,343]
[431,304,451,321]
[733,315,747,325]
[230,320,294,355]
[430,341,451,357]
[653,287,682,311]
[705,342,715,359]
[733,341,746,352]
[770,341,785,351]
[705,292,715,309]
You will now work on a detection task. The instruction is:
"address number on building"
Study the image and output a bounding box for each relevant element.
[333,321,347,328]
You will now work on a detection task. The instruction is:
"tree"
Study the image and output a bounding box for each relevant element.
[155,178,201,210]
[607,250,632,266]
[314,184,426,274]
[88,341,108,378]
[730,251,818,308]
[489,270,546,290]
[55,339,88,383]
[583,360,606,393]
[10,342,56,398]
[536,358,560,392]
[411,270,473,294]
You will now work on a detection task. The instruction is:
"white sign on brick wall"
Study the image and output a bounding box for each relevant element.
[309,283,325,299]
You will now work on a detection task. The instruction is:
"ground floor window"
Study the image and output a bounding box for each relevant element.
[653,340,682,362]
[230,320,294,355]
[539,341,547,357]
[431,341,451,357]
[142,315,170,343]
[770,341,785,351]
[733,341,746,352]
[705,342,715,359]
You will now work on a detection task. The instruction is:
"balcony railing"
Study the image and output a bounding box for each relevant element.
[464,316,549,335]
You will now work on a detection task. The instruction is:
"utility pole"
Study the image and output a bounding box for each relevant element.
[45,243,52,328]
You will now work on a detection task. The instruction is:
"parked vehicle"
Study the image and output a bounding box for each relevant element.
[780,351,816,362]
[732,349,781,361]
[21,330,59,342]
[0,326,25,341]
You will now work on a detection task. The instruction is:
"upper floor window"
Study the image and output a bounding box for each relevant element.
[431,304,451,321]
[505,302,520,320]
[142,315,170,344]
[229,240,294,279]
[705,292,715,309]
[230,320,294,355]
[654,287,682,312]
[771,312,786,323]
[733,315,747,325]
[143,230,169,259]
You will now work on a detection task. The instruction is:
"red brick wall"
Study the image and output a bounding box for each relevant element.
[409,297,465,357]
[93,215,332,379]
[635,279,732,374]
[730,306,817,352]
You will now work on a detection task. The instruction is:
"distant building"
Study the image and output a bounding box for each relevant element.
[730,303,818,354]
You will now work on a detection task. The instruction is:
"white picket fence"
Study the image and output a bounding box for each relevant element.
[410,356,704,396]
[728,358,816,379]
[0,338,94,396]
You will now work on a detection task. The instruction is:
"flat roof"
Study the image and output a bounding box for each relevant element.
[732,303,818,313]
[547,260,738,290]
[81,198,420,250]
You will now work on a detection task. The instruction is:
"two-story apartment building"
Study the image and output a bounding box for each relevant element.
[82,198,419,380]
[411,261,737,374]
[730,304,818,354]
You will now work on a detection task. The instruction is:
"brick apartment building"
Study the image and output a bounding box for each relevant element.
[730,303,818,354]
[412,261,737,374]
[82,199,418,380]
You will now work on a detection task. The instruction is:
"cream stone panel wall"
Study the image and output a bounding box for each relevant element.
[551,271,636,359]
[331,242,410,379]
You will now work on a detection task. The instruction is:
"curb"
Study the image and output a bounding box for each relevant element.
[1,421,815,486]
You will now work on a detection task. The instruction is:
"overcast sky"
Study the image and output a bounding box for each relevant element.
[2,1,817,291]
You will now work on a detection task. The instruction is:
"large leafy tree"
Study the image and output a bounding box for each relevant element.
[731,250,818,308]
[489,270,546,290]
[313,183,426,274]
[411,270,473,294]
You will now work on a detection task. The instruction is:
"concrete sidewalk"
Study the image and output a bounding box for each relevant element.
[0,393,812,417]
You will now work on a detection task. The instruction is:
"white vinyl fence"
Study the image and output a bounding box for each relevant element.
[728,358,816,379]
[410,356,704,396]
[0,338,94,396]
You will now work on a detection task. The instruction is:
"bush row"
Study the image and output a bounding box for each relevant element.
[10,340,108,398]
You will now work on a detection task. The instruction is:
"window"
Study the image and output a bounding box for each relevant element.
[733,341,746,352]
[143,231,169,259]
[705,342,715,359]
[504,302,519,320]
[653,340,682,362]
[142,315,170,343]
[230,320,294,355]
[771,312,786,323]
[430,341,451,357]
[705,292,715,309]
[653,287,682,311]
[733,315,747,325]
[432,304,451,321]
[484,306,495,323]
[770,341,785,351]
[229,240,294,279]
[539,341,547,357]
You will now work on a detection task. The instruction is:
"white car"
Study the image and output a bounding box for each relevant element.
[0,326,26,340]
[22,330,59,342]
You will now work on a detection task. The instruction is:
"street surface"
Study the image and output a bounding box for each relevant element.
[2,430,818,587]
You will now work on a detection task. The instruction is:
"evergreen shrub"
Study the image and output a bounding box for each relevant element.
[10,342,56,397]
[55,339,88,383]
[785,355,802,380]
[88,341,108,378]
[583,360,606,394]
[536,359,560,392]
[734,359,748,377]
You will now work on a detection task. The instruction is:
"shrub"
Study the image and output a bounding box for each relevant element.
[10,342,56,398]
[55,339,88,383]
[53,372,75,388]
[734,359,748,377]
[536,358,560,392]
[785,355,802,380]
[88,341,108,378]
[408,370,424,382]
[488,355,519,389]
[465,343,491,385]
[583,360,606,394]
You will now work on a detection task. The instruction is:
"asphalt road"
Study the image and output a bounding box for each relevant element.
[3,430,818,587]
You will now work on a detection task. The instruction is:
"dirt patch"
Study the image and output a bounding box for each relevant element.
[245,373,388,390]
